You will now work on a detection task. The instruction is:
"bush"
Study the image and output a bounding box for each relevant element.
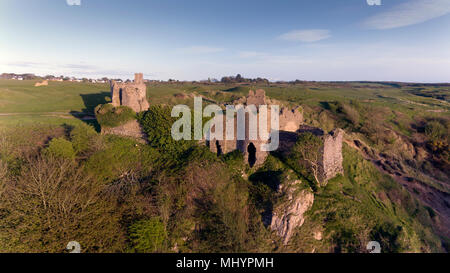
[95,104,136,128]
[183,145,218,164]
[69,123,99,154]
[370,222,403,253]
[287,132,323,189]
[341,103,360,127]
[425,120,446,141]
[129,218,168,253]
[222,150,244,169]
[86,136,159,183]
[43,138,75,160]
[138,105,193,154]
[0,155,126,253]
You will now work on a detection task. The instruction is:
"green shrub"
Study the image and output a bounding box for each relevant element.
[370,222,403,253]
[222,150,244,169]
[425,120,446,141]
[129,217,168,253]
[86,135,159,183]
[183,145,218,164]
[138,105,193,154]
[341,103,360,127]
[287,132,323,189]
[95,104,136,128]
[69,123,98,154]
[43,138,75,160]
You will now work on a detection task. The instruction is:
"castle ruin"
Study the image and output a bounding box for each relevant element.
[208,90,304,167]
[292,125,344,184]
[110,73,149,113]
[208,90,344,184]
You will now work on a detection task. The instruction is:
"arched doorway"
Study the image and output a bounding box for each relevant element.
[247,143,257,167]
[216,141,223,156]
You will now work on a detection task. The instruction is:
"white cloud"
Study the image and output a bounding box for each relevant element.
[237,51,268,58]
[177,46,225,54]
[278,29,331,42]
[364,0,450,29]
[66,0,81,6]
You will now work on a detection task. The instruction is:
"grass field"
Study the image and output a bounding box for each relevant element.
[1,79,448,132]
[0,78,449,253]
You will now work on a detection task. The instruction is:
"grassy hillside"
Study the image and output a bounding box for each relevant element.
[0,79,448,253]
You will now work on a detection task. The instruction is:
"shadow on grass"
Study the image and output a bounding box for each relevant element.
[70,92,110,132]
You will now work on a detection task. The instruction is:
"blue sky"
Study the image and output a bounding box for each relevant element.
[1,0,449,82]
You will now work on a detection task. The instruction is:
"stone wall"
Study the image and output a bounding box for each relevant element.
[278,126,344,184]
[111,73,149,113]
[246,89,266,106]
[208,90,304,168]
[208,108,270,167]
[279,107,303,132]
[320,129,344,183]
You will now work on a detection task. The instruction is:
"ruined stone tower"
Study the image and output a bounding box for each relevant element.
[208,90,304,167]
[110,73,149,113]
[321,129,344,182]
[295,126,344,184]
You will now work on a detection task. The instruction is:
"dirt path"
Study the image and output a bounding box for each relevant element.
[0,112,96,120]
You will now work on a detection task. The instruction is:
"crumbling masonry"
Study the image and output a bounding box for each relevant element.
[294,126,344,184]
[208,90,304,167]
[110,73,149,113]
[208,90,344,184]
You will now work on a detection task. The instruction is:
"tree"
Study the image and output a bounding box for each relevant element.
[0,156,126,252]
[291,132,323,188]
[44,137,76,160]
[129,218,168,253]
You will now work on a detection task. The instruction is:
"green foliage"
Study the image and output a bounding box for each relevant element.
[425,120,446,141]
[221,150,245,170]
[1,80,448,253]
[138,105,193,154]
[297,144,443,253]
[340,102,360,127]
[286,132,323,189]
[249,156,287,216]
[69,123,98,154]
[85,135,159,183]
[129,217,168,253]
[95,104,136,128]
[183,145,218,164]
[293,132,322,153]
[194,177,261,252]
[370,222,403,252]
[43,137,75,160]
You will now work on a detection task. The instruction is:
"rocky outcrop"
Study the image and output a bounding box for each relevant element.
[270,180,314,245]
[111,73,149,113]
